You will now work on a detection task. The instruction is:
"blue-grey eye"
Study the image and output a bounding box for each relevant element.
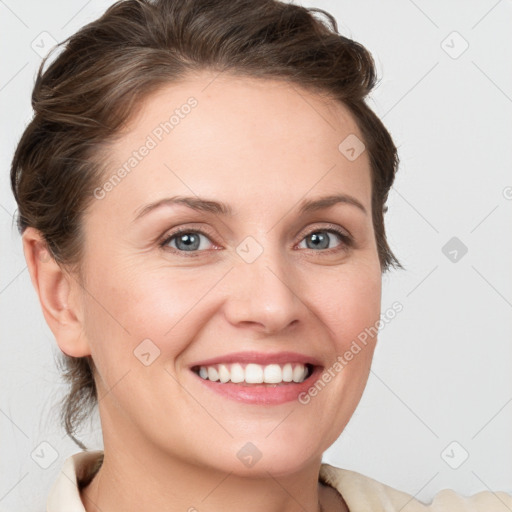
[299,230,345,250]
[164,231,212,252]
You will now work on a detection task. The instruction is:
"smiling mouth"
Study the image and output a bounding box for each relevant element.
[191,362,316,385]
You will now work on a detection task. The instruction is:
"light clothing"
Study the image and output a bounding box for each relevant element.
[47,450,512,511]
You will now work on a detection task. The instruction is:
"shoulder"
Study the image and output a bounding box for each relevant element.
[319,462,512,511]
[47,450,103,512]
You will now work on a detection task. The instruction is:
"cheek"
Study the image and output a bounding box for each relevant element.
[310,263,381,349]
[120,266,227,338]
[307,262,381,403]
[82,264,223,373]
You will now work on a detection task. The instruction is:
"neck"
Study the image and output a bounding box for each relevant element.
[80,433,345,512]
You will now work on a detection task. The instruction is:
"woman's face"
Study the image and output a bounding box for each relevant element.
[77,72,381,475]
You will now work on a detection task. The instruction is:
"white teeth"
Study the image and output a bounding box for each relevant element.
[230,363,245,383]
[282,363,293,382]
[196,362,311,384]
[218,364,230,383]
[292,365,305,383]
[207,366,219,382]
[263,364,282,384]
[245,363,264,383]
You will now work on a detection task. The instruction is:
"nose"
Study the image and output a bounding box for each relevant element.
[222,244,305,335]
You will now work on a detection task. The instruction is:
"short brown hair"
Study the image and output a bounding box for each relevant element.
[10,0,401,448]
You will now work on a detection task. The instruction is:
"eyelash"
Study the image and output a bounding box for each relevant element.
[158,224,353,257]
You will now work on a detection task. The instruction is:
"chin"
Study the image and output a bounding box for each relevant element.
[199,431,324,478]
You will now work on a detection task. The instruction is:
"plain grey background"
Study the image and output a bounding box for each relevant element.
[1,0,511,510]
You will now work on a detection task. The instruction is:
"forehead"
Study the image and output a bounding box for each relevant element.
[92,71,372,222]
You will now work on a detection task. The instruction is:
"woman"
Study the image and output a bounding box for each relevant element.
[10,0,511,510]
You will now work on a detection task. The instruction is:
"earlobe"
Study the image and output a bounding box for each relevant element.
[22,227,91,358]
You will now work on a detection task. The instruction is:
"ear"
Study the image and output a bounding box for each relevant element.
[22,227,91,358]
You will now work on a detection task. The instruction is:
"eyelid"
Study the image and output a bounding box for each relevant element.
[295,222,352,242]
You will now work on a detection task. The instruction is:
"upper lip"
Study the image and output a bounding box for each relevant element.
[190,351,323,368]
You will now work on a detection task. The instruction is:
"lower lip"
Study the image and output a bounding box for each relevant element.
[191,366,323,405]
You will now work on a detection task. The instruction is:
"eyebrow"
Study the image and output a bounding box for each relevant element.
[132,193,367,223]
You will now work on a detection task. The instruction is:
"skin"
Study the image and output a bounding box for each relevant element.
[23,71,382,512]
